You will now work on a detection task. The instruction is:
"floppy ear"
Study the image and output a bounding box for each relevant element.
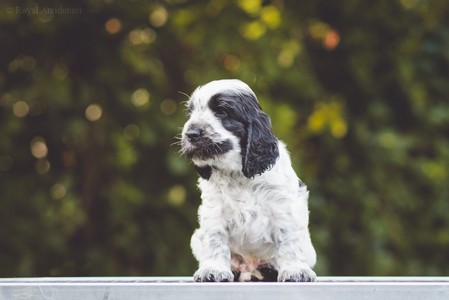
[241,108,279,178]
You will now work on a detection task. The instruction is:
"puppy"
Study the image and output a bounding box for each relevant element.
[181,79,316,282]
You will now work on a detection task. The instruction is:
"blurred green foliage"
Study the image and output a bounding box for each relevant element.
[1,0,449,277]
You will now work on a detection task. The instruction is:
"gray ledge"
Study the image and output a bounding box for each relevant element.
[1,276,449,300]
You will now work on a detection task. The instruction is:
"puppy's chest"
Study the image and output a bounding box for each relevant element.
[213,182,260,216]
[219,186,274,245]
[202,175,275,238]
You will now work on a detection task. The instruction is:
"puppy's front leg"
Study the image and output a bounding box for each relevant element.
[191,227,234,282]
[275,227,317,282]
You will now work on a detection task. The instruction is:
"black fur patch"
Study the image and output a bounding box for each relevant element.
[185,138,234,160]
[256,265,278,282]
[208,91,279,178]
[209,93,246,139]
[194,165,212,180]
[232,265,279,282]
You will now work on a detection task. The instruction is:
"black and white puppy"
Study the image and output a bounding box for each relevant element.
[181,79,316,282]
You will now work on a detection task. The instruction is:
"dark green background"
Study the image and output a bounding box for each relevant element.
[1,0,448,277]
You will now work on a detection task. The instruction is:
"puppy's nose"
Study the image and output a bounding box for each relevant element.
[186,127,203,142]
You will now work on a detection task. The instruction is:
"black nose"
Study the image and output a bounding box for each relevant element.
[186,127,203,142]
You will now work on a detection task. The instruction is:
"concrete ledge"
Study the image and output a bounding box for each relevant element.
[1,277,448,300]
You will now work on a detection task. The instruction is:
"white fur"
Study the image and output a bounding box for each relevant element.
[183,79,317,282]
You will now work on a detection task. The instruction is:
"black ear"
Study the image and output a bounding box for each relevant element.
[241,110,279,178]
[194,165,212,180]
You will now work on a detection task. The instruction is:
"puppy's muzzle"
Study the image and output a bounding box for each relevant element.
[185,127,204,143]
[182,123,234,160]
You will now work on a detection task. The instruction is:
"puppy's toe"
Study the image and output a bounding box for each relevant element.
[194,268,234,282]
[278,267,316,282]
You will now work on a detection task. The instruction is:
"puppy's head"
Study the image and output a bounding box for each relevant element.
[181,79,279,179]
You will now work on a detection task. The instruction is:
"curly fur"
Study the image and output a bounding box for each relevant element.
[181,79,317,282]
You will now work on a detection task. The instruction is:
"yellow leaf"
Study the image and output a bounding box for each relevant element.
[330,118,348,138]
[260,6,281,29]
[240,21,266,40]
[307,106,327,133]
[236,0,261,16]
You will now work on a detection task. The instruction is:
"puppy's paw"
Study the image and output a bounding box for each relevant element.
[194,268,234,282]
[278,267,316,282]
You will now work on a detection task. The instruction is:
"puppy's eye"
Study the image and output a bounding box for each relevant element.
[214,106,228,118]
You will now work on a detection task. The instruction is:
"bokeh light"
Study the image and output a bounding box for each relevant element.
[13,101,30,117]
[35,159,51,175]
[50,183,67,200]
[105,18,122,34]
[167,185,186,206]
[128,28,156,46]
[30,137,48,159]
[131,89,150,107]
[123,124,140,140]
[160,99,177,115]
[85,104,103,122]
[149,6,168,27]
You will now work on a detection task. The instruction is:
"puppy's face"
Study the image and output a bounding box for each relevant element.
[181,80,247,162]
[181,79,279,179]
